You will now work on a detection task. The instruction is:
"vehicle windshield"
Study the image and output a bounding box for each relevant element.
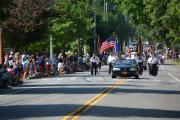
[115,59,132,65]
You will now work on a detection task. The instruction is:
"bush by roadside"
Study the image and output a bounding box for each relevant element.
[166,59,180,67]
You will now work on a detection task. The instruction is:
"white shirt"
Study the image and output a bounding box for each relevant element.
[107,55,116,64]
[58,62,64,68]
[90,56,99,63]
[126,56,131,59]
[9,59,14,66]
[148,56,158,64]
[51,57,57,65]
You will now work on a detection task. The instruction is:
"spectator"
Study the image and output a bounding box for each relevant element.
[22,56,29,80]
[37,53,45,77]
[58,58,64,76]
[29,55,35,78]
[51,55,58,75]
[45,55,51,77]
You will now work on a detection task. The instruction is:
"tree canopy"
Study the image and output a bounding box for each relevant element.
[1,0,50,51]
[0,0,179,53]
[115,0,180,49]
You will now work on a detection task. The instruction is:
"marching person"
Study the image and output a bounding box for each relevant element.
[90,53,99,75]
[148,52,158,76]
[107,53,116,74]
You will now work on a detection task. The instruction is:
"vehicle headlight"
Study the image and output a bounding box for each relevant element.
[113,68,121,71]
[130,68,137,71]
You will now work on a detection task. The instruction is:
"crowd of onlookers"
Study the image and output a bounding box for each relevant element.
[1,47,179,89]
[0,50,92,88]
[161,48,180,60]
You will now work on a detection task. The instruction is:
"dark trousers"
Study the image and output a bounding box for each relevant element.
[148,63,152,75]
[109,63,113,74]
[91,62,97,75]
[149,63,158,76]
[138,62,143,74]
[98,61,101,69]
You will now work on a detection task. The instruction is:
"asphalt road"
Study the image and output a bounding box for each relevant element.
[0,63,180,120]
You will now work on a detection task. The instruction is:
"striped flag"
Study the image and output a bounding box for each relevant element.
[99,35,115,54]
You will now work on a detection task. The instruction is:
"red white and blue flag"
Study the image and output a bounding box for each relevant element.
[99,35,115,54]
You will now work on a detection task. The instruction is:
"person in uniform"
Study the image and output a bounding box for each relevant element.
[90,53,99,75]
[107,53,116,74]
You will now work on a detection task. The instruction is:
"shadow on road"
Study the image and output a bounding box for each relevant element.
[0,104,180,119]
[61,74,110,78]
[90,105,180,118]
[162,63,177,66]
[1,86,180,95]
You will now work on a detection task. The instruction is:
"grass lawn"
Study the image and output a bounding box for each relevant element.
[172,59,180,67]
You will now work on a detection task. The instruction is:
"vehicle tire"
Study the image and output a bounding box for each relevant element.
[144,66,147,70]
[135,74,139,79]
[138,67,143,75]
[112,75,116,78]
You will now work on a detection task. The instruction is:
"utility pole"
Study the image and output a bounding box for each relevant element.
[77,38,80,56]
[93,0,96,54]
[0,28,3,65]
[50,35,53,60]
[48,0,53,60]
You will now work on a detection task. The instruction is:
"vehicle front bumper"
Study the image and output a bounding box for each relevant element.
[112,70,138,77]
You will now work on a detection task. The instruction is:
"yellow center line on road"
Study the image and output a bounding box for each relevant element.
[61,80,124,120]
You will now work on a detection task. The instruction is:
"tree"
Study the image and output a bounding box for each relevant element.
[115,0,180,49]
[1,0,50,51]
[49,0,94,54]
[0,0,11,22]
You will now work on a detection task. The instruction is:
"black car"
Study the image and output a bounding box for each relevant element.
[112,59,139,79]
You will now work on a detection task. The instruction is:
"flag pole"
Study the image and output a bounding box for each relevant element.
[96,34,100,54]
[113,32,116,54]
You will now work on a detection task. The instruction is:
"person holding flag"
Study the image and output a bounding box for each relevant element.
[99,34,121,74]
[99,34,121,54]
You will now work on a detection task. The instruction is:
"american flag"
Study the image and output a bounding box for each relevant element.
[99,35,115,54]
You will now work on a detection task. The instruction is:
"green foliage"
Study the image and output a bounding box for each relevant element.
[1,0,179,53]
[20,39,49,53]
[0,0,11,22]
[49,0,94,53]
[1,0,50,51]
[116,0,180,49]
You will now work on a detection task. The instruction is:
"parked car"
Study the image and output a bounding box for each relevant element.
[112,59,139,79]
